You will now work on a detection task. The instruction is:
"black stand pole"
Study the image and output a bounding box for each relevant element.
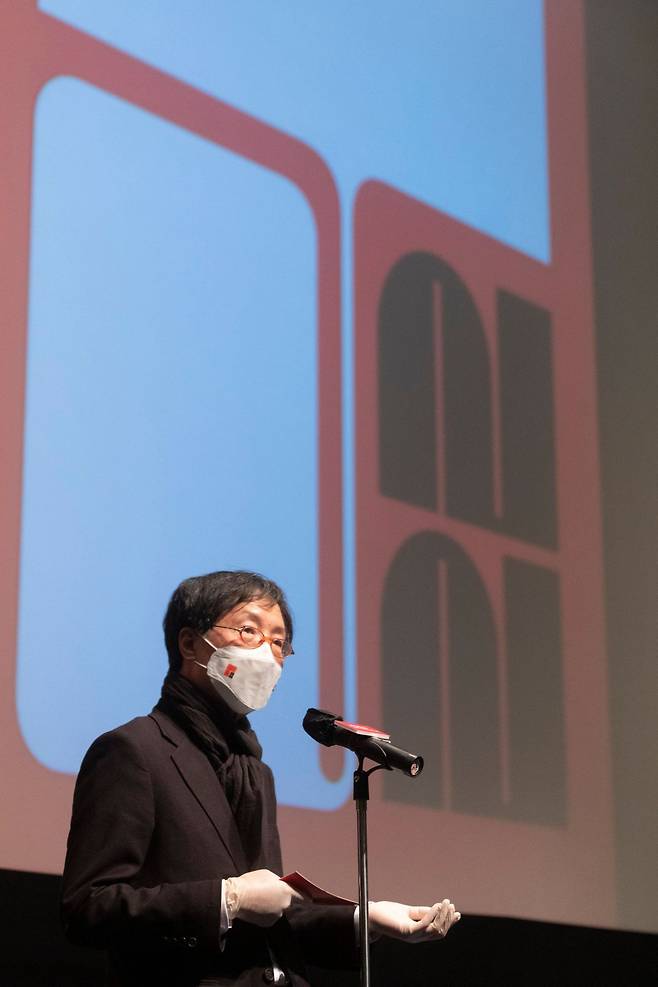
[302,709,424,986]
[354,757,386,987]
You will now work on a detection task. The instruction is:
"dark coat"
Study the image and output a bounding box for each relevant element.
[61,710,357,986]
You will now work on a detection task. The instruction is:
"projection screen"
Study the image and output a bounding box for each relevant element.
[0,0,655,936]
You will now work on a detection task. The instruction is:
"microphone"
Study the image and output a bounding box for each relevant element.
[303,708,423,777]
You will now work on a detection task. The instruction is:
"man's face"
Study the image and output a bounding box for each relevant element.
[178,596,288,698]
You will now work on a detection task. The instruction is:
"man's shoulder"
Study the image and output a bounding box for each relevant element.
[96,713,159,744]
[82,713,169,765]
[86,708,190,756]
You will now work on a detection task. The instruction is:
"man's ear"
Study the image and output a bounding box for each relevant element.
[178,627,198,662]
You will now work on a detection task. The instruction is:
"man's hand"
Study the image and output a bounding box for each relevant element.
[367,899,460,942]
[225,870,303,927]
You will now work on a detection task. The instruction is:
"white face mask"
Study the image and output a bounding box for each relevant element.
[195,639,282,715]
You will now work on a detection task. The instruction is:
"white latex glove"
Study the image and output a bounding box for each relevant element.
[366,899,460,942]
[225,869,303,927]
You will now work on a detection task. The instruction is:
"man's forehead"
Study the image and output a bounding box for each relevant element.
[224,597,285,628]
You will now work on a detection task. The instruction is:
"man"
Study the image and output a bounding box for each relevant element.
[62,570,459,986]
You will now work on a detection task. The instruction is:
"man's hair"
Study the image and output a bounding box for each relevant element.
[163,570,293,673]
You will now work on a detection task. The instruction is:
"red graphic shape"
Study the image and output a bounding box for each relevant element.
[352,2,613,928]
[0,0,343,875]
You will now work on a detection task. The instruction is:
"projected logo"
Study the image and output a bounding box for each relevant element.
[355,177,602,829]
[0,0,346,879]
[2,4,615,925]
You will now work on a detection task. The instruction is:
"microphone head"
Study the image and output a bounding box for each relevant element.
[409,756,424,777]
[302,708,341,747]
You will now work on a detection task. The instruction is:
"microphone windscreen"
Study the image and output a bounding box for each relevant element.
[302,708,341,747]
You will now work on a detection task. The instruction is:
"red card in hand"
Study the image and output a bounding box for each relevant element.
[281,871,356,906]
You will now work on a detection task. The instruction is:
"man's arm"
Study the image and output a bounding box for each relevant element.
[61,730,221,950]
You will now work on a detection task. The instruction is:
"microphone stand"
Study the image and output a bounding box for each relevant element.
[353,756,388,987]
[302,711,423,987]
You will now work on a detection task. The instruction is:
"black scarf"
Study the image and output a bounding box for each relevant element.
[155,673,282,873]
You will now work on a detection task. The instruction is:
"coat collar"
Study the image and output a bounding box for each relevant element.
[148,709,248,873]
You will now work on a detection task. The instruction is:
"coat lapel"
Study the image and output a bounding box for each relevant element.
[149,710,248,874]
